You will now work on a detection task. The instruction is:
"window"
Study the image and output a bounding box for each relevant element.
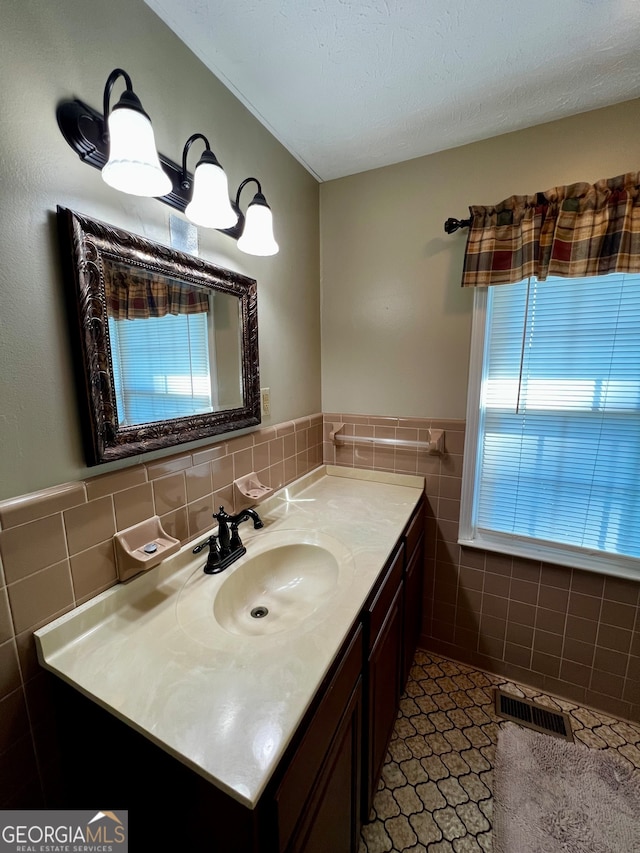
[109,311,214,426]
[459,273,640,580]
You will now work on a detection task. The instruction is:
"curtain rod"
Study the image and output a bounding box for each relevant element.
[444,217,471,234]
[445,193,555,233]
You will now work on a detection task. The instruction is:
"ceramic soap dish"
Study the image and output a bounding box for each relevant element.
[233,472,273,511]
[114,516,180,581]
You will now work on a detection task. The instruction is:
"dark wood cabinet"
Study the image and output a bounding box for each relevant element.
[50,492,427,853]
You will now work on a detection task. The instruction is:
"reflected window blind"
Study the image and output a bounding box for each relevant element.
[109,312,212,426]
[475,273,640,563]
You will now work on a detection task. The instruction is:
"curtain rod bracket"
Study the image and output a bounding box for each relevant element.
[444,217,472,234]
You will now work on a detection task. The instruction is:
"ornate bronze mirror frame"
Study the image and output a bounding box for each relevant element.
[58,206,260,465]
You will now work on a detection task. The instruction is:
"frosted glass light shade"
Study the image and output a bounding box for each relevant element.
[237,196,279,256]
[102,107,172,197]
[184,160,238,229]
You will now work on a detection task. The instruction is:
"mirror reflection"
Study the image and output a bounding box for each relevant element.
[105,260,243,426]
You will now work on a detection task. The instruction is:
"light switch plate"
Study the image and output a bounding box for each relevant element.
[260,387,271,416]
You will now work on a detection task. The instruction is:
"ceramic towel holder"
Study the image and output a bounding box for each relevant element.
[233,472,273,511]
[114,516,181,581]
[330,422,445,454]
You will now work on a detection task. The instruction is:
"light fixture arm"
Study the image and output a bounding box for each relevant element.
[234,177,263,207]
[101,68,135,141]
[181,133,212,191]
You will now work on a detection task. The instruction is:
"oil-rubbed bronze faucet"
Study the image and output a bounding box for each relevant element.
[192,506,263,574]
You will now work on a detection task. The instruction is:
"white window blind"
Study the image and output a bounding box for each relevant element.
[108,311,213,426]
[459,273,640,580]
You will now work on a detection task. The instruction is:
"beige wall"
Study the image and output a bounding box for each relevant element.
[0,0,321,502]
[319,99,639,419]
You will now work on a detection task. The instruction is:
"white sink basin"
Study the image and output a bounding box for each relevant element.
[177,529,354,642]
[214,542,339,636]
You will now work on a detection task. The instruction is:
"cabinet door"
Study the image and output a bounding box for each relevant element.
[402,534,424,686]
[275,626,362,853]
[287,679,362,853]
[365,583,403,816]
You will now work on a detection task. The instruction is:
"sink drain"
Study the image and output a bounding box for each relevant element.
[250,606,269,619]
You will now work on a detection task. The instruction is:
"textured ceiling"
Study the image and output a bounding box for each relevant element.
[144,0,640,182]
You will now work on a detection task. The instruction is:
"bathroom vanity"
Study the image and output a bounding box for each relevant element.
[36,465,425,851]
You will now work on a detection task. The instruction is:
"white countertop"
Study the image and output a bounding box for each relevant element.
[35,465,424,808]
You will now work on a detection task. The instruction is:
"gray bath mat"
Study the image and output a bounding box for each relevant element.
[493,721,640,853]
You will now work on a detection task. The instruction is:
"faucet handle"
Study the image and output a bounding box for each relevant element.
[229,522,243,551]
[193,534,218,554]
[193,534,224,574]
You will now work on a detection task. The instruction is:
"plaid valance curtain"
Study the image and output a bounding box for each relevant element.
[104,261,210,319]
[461,172,640,287]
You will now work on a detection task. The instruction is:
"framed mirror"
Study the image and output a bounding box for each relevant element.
[57,206,260,465]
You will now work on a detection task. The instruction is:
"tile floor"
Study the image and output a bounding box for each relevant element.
[359,650,640,853]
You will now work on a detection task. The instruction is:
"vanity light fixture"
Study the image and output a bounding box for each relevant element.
[181,133,238,230]
[56,68,279,255]
[234,178,279,257]
[100,68,172,198]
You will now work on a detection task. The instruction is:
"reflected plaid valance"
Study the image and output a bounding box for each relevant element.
[104,261,210,319]
[461,172,640,287]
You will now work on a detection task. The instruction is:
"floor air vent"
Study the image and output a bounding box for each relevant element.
[494,688,574,741]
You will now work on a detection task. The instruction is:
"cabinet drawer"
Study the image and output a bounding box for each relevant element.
[405,500,424,564]
[275,624,363,852]
[366,544,404,653]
